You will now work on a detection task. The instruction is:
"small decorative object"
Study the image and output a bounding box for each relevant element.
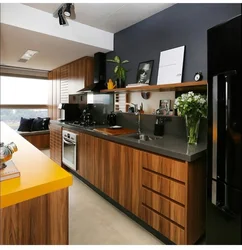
[141,92,150,100]
[194,72,203,81]
[0,142,18,169]
[107,79,116,90]
[159,99,171,115]
[136,60,154,84]
[107,56,129,88]
[174,92,207,145]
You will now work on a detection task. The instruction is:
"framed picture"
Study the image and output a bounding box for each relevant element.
[157,46,185,85]
[159,99,170,115]
[136,60,154,84]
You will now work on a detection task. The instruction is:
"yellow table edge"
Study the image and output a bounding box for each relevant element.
[0,175,73,208]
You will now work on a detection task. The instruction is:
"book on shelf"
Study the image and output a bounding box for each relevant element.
[126,83,149,88]
[0,160,20,182]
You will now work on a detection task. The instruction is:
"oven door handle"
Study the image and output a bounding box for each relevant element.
[63,138,76,145]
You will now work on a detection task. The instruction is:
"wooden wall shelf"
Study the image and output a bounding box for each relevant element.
[100,80,207,93]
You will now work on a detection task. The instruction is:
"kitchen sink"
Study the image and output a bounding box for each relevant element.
[125,133,160,141]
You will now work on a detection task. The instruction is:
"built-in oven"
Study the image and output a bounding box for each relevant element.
[62,130,77,171]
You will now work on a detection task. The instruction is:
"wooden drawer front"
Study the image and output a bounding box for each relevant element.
[142,170,186,205]
[142,188,185,227]
[141,205,185,245]
[142,152,187,183]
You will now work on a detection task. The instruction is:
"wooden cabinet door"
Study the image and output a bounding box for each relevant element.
[49,124,62,166]
[93,137,142,217]
[119,145,141,217]
[84,57,94,88]
[95,139,121,202]
[78,133,95,184]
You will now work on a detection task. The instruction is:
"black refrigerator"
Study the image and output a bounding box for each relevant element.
[206,14,242,244]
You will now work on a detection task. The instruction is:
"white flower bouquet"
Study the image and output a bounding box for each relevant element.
[174,92,207,144]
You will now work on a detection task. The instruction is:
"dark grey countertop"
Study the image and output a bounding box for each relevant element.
[51,120,207,162]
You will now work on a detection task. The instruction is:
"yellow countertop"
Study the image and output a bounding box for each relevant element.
[0,122,72,208]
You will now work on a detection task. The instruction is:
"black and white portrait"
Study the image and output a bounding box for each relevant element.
[136,60,154,84]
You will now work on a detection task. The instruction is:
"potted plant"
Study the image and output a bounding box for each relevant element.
[174,91,207,145]
[107,56,129,88]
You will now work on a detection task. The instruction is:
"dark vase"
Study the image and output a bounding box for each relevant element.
[116,78,125,88]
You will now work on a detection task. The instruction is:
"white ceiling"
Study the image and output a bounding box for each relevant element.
[24,3,174,33]
[1,3,174,71]
[0,23,109,71]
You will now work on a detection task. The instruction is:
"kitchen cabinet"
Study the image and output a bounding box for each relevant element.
[66,56,94,95]
[49,56,94,109]
[78,132,95,184]
[49,123,62,166]
[140,150,206,245]
[50,125,205,245]
[78,133,141,217]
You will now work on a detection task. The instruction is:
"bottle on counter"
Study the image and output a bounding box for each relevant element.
[154,118,164,136]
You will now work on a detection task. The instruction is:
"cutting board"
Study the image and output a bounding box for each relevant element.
[93,128,136,136]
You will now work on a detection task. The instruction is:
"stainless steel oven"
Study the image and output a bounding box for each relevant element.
[62,130,77,171]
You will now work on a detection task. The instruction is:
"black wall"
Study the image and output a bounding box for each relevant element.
[106,3,241,85]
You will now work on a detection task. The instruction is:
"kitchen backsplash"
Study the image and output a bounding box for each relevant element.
[86,93,114,125]
[116,112,207,143]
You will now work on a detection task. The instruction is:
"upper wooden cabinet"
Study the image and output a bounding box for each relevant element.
[67,56,94,94]
[50,56,94,103]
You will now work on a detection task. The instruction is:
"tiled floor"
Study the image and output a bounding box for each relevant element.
[41,149,163,245]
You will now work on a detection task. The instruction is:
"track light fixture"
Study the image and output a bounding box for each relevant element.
[53,3,74,26]
[58,8,66,25]
[64,3,72,17]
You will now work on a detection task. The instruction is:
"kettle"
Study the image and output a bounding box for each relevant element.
[107,112,116,126]
[0,142,18,169]
[107,79,116,90]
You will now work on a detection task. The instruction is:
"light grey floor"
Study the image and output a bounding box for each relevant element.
[41,149,163,245]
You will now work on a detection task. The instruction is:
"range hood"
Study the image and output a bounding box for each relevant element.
[78,52,106,93]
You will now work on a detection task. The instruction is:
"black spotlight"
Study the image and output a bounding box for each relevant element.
[64,3,72,17]
[58,8,66,25]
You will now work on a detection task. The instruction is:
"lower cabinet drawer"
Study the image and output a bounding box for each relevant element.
[142,169,186,205]
[141,205,185,245]
[142,188,185,227]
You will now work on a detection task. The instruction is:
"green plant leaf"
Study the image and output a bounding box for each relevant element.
[114,56,120,63]
[114,65,119,74]
[121,60,129,64]
[121,68,126,81]
[106,59,117,63]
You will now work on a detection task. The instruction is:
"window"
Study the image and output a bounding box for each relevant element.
[0,76,49,129]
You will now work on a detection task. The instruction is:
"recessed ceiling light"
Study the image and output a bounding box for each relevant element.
[20,50,39,61]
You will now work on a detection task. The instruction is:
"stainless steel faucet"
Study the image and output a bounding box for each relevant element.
[131,103,141,134]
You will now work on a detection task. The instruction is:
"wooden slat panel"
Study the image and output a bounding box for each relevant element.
[49,124,62,166]
[141,205,185,245]
[142,169,186,205]
[142,151,187,182]
[142,187,185,227]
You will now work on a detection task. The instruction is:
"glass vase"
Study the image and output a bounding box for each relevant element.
[185,115,200,145]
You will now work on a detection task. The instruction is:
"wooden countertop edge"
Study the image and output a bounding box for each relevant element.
[0,175,72,209]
